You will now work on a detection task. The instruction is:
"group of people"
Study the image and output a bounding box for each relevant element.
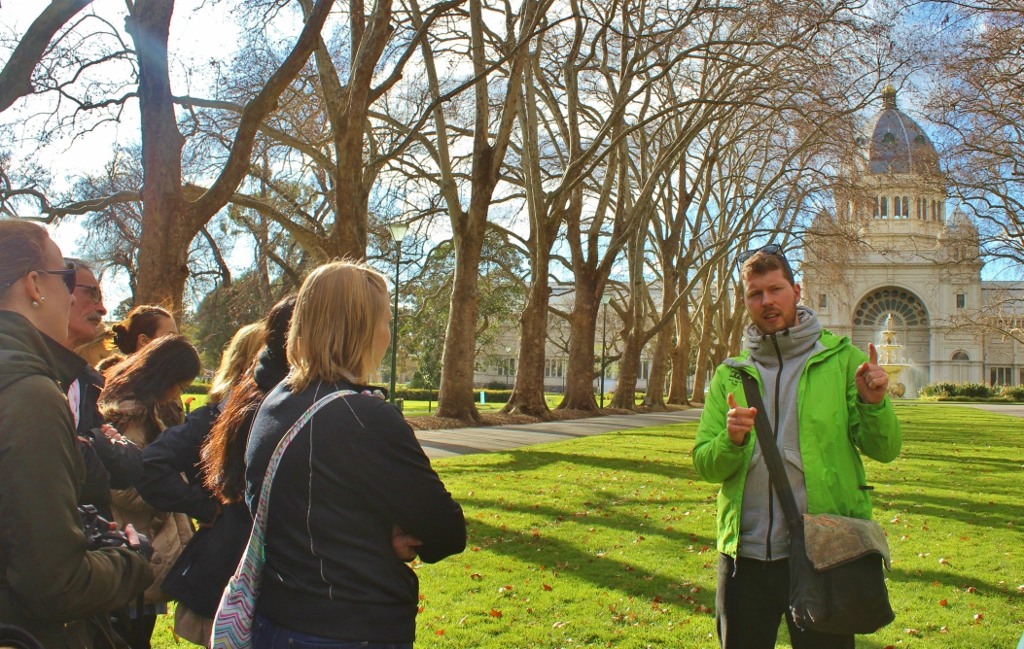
[0,221,466,649]
[0,219,901,649]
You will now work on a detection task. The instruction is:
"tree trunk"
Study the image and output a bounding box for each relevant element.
[668,299,692,405]
[690,289,716,403]
[127,0,189,314]
[558,269,601,411]
[644,324,672,408]
[435,207,487,421]
[504,268,552,418]
[609,327,642,410]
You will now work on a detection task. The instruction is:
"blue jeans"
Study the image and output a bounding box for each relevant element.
[253,613,413,649]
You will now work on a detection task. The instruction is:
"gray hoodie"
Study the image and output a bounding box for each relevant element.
[735,306,823,561]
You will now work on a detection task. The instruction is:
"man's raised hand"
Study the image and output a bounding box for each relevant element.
[726,392,756,446]
[855,342,889,405]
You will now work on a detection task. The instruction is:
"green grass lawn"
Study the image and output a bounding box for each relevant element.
[152,403,1023,648]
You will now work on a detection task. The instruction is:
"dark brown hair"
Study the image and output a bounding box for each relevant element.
[0,220,49,298]
[201,295,296,504]
[740,251,795,286]
[111,304,174,354]
[101,334,201,409]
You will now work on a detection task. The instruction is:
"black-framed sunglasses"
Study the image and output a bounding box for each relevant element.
[75,284,103,304]
[737,244,787,265]
[36,262,78,293]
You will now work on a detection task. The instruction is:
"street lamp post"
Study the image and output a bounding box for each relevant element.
[388,221,409,405]
[600,293,611,408]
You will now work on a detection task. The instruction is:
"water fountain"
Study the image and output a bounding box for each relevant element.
[877,313,910,397]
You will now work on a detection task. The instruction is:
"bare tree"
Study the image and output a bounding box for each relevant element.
[920,2,1024,268]
[1,0,334,314]
[0,0,96,112]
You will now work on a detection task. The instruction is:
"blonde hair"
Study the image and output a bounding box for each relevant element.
[208,322,266,404]
[286,260,389,392]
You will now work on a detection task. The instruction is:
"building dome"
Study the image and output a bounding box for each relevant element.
[856,86,940,175]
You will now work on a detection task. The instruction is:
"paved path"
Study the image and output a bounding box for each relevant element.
[413,401,1024,459]
[928,402,1024,418]
[415,409,703,459]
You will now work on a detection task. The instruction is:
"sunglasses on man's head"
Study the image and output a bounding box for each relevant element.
[737,244,787,265]
[36,262,78,293]
[76,284,103,304]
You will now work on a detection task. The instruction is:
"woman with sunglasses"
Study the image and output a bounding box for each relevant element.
[0,220,151,648]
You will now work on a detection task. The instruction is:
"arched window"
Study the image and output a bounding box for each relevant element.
[951,351,970,362]
[853,288,928,327]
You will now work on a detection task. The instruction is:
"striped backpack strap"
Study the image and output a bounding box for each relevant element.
[210,389,355,649]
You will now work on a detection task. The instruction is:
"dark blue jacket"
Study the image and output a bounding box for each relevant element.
[138,404,252,616]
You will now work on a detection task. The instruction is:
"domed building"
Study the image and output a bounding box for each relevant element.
[802,86,1021,396]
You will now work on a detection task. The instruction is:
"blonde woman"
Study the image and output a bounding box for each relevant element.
[207,322,264,405]
[244,260,465,649]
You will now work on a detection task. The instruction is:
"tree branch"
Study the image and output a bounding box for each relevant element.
[0,0,94,113]
[189,0,333,220]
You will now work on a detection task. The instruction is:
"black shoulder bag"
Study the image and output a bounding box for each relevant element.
[739,371,895,635]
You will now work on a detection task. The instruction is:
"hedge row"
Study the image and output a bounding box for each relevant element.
[393,388,513,404]
[183,382,212,395]
[917,382,1024,402]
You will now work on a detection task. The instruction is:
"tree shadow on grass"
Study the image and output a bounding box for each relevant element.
[895,450,1022,472]
[878,492,1020,530]
[458,494,718,549]
[461,517,719,616]
[890,566,1014,598]
[436,447,699,482]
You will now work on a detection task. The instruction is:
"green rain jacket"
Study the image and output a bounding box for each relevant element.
[692,328,901,558]
[0,311,151,648]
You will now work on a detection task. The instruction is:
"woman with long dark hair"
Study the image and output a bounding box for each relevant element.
[244,260,465,649]
[137,317,269,646]
[99,334,201,648]
[0,220,150,647]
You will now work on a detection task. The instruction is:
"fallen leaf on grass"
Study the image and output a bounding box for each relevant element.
[905,628,921,637]
[938,557,950,566]
[542,584,553,591]
[964,586,977,593]
[939,599,948,607]
[973,613,983,623]
[489,609,502,618]
[435,629,445,636]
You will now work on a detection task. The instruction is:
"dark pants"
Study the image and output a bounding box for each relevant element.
[717,554,855,649]
[110,612,156,649]
[253,614,413,649]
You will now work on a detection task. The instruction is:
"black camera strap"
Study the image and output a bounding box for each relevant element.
[739,371,803,534]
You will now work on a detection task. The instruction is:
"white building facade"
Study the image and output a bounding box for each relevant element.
[803,87,1023,396]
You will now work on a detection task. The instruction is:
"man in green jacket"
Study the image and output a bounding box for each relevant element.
[692,246,901,649]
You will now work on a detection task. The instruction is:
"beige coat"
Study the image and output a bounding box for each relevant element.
[106,401,194,604]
